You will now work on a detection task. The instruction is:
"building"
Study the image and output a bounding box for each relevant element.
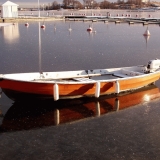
[1,1,19,18]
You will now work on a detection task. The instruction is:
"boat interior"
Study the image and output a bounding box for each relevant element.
[72,67,145,82]
[1,65,148,82]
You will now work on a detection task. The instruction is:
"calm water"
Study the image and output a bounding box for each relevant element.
[1,19,160,159]
[1,21,160,73]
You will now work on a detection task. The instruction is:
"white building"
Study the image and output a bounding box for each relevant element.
[1,1,19,18]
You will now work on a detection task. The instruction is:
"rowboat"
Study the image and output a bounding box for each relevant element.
[0,59,160,101]
[1,84,160,131]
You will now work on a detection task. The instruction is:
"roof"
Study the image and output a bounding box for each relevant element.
[2,1,19,6]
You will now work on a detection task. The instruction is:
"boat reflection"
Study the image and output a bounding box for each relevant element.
[0,84,160,132]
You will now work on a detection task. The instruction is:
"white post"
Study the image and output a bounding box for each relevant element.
[95,82,100,98]
[43,4,44,17]
[54,84,59,101]
[91,1,93,16]
[38,22,42,74]
[38,0,40,17]
[115,81,120,94]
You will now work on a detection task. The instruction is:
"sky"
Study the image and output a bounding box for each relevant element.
[0,0,118,7]
[1,0,160,7]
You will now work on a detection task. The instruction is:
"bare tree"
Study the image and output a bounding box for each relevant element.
[100,0,110,9]
[63,0,74,8]
[73,1,83,9]
[51,1,59,10]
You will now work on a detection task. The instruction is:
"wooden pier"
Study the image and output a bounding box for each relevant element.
[0,16,160,26]
[65,15,160,25]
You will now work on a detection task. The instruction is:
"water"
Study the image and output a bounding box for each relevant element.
[1,18,160,159]
[1,21,160,73]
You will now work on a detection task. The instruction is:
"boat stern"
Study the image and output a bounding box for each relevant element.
[147,59,160,73]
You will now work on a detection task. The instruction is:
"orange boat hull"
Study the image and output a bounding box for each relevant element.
[0,72,160,100]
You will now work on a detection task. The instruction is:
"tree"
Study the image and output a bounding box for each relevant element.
[73,1,83,9]
[63,0,74,8]
[51,1,59,10]
[100,0,110,9]
[63,0,83,9]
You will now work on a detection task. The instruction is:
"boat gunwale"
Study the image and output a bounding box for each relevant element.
[0,70,160,85]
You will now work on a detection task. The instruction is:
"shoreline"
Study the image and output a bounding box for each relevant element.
[0,16,160,25]
[0,17,65,22]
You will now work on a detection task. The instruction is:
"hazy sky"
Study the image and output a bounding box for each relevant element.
[1,0,160,7]
[1,0,120,7]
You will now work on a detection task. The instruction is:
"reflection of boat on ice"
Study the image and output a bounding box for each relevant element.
[0,59,160,101]
[0,84,160,132]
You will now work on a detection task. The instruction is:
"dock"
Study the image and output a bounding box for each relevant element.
[64,15,160,25]
[0,15,160,26]
[0,16,64,23]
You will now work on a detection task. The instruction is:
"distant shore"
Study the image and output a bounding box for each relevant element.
[0,17,65,22]
[1,8,160,23]
[1,17,160,26]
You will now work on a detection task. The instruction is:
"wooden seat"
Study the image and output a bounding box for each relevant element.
[73,78,95,82]
[113,73,130,78]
